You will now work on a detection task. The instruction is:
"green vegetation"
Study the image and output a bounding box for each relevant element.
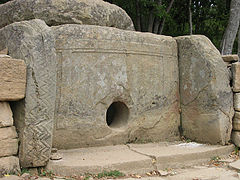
[97,170,125,178]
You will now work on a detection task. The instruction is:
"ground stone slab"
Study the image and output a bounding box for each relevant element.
[0,0,134,31]
[232,62,240,92]
[52,24,180,149]
[0,102,13,128]
[0,157,20,177]
[0,58,26,101]
[0,19,57,167]
[175,35,234,145]
[46,142,234,176]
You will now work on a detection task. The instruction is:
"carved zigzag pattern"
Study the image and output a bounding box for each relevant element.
[21,39,56,167]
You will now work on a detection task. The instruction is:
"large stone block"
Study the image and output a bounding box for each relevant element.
[0,139,18,157]
[52,24,180,149]
[232,62,240,92]
[233,111,240,131]
[0,102,13,128]
[0,19,57,167]
[175,35,234,145]
[0,127,17,141]
[0,0,134,31]
[0,58,26,101]
[0,156,20,177]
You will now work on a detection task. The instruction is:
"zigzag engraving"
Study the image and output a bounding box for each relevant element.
[18,30,56,167]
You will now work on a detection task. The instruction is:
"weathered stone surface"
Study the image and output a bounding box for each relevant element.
[0,157,20,177]
[232,62,240,92]
[0,48,7,54]
[0,19,57,167]
[234,93,240,111]
[0,127,17,141]
[232,131,240,147]
[0,139,18,157]
[233,112,240,131]
[0,0,134,31]
[222,54,239,62]
[0,58,26,101]
[52,24,180,149]
[175,35,234,145]
[0,102,13,128]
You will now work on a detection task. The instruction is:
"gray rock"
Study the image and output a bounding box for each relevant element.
[0,0,134,31]
[0,19,57,167]
[175,35,234,145]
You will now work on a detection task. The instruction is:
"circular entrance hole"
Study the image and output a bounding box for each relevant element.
[106,101,129,129]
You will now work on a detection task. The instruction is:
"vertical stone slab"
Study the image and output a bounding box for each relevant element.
[0,19,57,167]
[175,35,234,145]
[52,25,180,149]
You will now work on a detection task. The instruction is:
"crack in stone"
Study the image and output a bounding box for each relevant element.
[126,144,157,171]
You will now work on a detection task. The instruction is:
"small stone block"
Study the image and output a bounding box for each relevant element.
[232,62,240,92]
[234,93,240,111]
[0,139,18,157]
[222,54,239,62]
[0,127,17,141]
[0,58,26,101]
[0,156,20,177]
[231,131,240,147]
[0,102,13,128]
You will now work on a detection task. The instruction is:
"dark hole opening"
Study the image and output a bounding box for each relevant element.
[106,101,129,129]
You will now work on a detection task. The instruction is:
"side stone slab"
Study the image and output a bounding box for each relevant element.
[0,0,134,31]
[175,35,234,145]
[0,19,57,167]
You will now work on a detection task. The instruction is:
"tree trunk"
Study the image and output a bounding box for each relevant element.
[152,0,162,34]
[135,0,141,31]
[221,0,240,55]
[147,0,155,32]
[189,0,192,35]
[158,0,174,34]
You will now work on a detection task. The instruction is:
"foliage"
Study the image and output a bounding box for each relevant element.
[97,170,125,178]
[104,0,232,52]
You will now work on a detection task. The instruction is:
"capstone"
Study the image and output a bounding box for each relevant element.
[0,0,134,31]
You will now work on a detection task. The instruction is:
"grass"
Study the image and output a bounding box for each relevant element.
[97,170,125,178]
[211,156,220,161]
